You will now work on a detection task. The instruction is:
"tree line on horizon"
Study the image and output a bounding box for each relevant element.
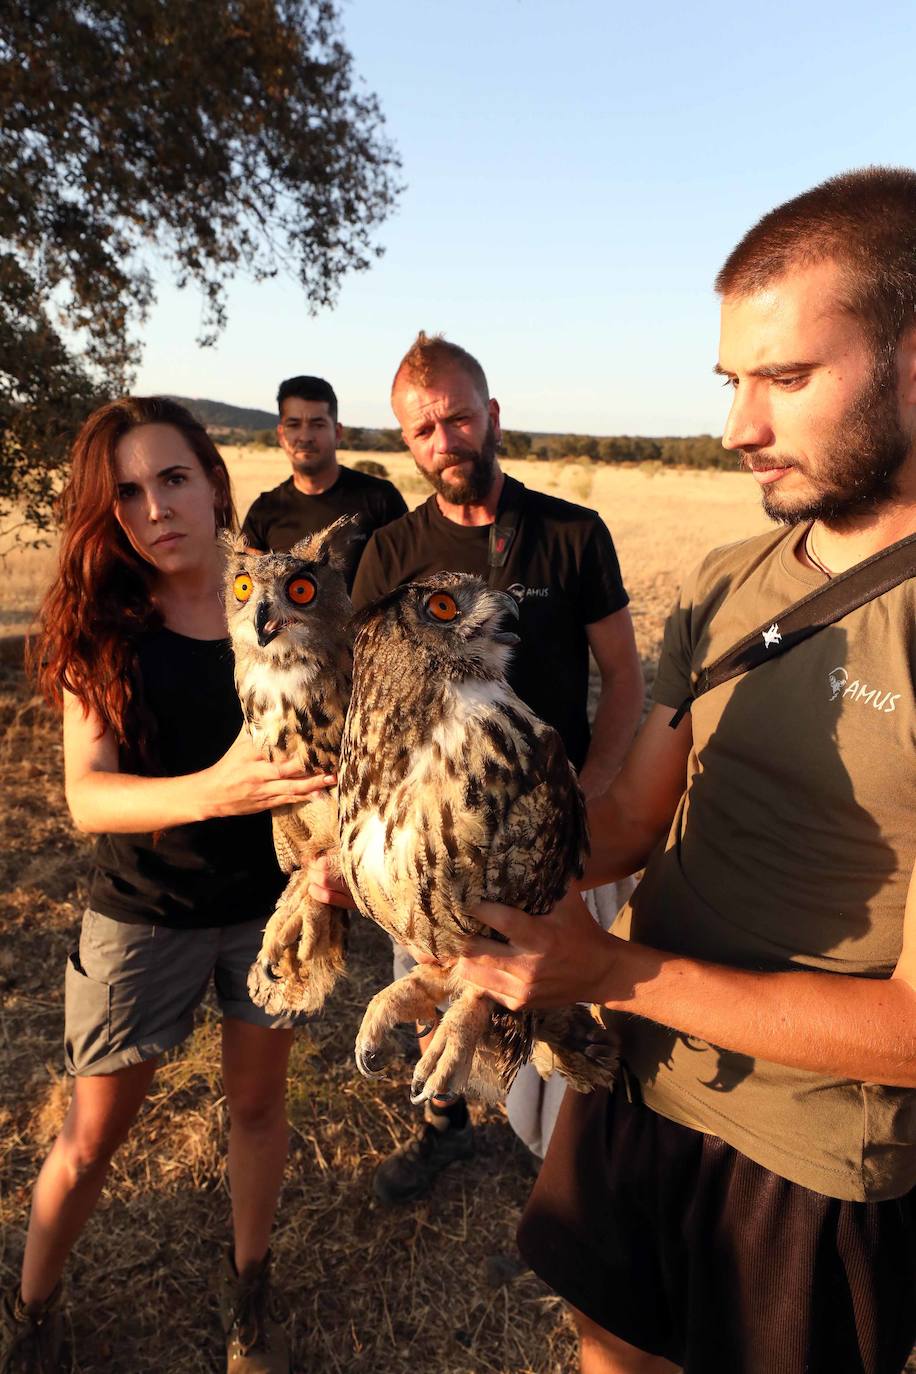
[215,424,731,471]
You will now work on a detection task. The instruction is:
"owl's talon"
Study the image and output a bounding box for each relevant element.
[355,1044,386,1079]
[415,1022,434,1037]
[409,1076,430,1105]
[260,960,281,984]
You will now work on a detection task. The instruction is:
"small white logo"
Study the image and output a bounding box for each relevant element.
[762,623,782,648]
[507,583,549,603]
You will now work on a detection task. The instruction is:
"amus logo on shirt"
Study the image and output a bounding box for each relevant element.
[508,583,550,602]
[828,665,900,712]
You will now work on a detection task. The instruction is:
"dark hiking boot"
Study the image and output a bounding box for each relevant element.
[217,1250,291,1374]
[372,1102,474,1204]
[0,1285,63,1374]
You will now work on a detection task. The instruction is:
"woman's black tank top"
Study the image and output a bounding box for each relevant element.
[88,628,284,928]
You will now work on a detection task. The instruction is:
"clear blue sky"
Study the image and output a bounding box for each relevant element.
[135,0,916,437]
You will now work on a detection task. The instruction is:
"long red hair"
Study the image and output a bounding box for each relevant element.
[32,397,236,750]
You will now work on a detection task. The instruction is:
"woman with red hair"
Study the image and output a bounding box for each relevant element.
[3,397,329,1373]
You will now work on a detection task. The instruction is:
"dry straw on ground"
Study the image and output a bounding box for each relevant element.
[6,457,907,1373]
[0,634,573,1374]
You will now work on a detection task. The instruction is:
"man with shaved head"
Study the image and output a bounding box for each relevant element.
[456,169,916,1373]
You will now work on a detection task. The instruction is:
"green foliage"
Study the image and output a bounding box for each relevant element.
[502,430,532,458]
[338,424,404,452]
[351,459,390,479]
[525,430,729,470]
[0,0,401,538]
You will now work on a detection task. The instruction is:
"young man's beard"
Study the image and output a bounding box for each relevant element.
[424,420,499,504]
[749,360,911,525]
[291,447,335,477]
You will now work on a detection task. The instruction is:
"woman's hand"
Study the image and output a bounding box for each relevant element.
[455,887,624,1011]
[201,729,337,819]
[305,855,355,909]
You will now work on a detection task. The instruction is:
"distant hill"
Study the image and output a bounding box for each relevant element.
[168,395,276,430]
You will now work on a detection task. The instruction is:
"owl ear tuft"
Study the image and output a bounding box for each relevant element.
[219,528,252,557]
[290,515,358,572]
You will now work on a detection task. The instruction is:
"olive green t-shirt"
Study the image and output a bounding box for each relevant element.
[614,523,916,1201]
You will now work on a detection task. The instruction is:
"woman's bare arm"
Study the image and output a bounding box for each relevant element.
[63,690,333,834]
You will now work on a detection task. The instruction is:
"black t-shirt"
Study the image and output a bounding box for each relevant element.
[89,628,285,929]
[351,477,629,770]
[241,466,408,591]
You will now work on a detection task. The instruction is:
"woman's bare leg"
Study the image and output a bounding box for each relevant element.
[20,1059,157,1303]
[221,1018,293,1272]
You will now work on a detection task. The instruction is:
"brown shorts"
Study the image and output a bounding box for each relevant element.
[517,1082,916,1374]
[65,909,307,1076]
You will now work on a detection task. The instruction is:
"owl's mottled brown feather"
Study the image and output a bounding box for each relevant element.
[339,571,614,1102]
[223,522,353,1013]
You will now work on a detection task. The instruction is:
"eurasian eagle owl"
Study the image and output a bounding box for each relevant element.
[224,522,353,1014]
[338,572,617,1103]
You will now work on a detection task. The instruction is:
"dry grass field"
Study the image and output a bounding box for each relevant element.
[2,454,910,1373]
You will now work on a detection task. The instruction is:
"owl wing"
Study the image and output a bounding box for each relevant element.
[483,723,589,915]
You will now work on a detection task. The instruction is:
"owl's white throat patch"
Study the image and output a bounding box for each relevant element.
[430,679,514,758]
[467,636,512,679]
[238,656,319,708]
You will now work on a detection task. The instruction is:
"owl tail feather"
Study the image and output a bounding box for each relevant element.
[464,1005,534,1101]
[530,1004,620,1093]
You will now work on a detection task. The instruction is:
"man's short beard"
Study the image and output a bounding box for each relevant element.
[291,449,334,477]
[423,420,499,505]
[747,359,911,526]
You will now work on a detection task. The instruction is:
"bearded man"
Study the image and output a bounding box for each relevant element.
[351,331,644,1200]
[453,168,916,1374]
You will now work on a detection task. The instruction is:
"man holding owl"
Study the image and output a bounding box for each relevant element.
[455,169,916,1374]
[352,332,645,1200]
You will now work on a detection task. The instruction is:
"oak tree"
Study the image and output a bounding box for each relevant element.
[0,0,401,543]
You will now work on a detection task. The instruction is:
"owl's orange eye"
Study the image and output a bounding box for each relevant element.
[426,592,459,622]
[287,575,316,606]
[233,574,253,602]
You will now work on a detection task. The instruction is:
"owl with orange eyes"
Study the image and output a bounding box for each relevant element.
[223,522,353,1014]
[338,572,615,1104]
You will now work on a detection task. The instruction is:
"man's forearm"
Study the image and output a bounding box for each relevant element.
[577,671,643,801]
[603,938,916,1088]
[579,786,662,887]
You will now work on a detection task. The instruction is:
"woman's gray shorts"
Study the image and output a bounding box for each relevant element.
[64,909,306,1077]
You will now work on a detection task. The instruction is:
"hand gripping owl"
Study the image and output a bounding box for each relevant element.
[338,572,618,1103]
[223,522,353,1014]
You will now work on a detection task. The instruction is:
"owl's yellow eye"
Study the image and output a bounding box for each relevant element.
[287,575,316,606]
[426,592,459,622]
[233,574,253,602]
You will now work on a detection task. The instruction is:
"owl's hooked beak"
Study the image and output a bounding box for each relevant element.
[491,591,520,646]
[255,600,283,647]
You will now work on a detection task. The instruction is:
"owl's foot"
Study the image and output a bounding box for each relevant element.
[246,959,292,1015]
[255,876,307,972]
[248,896,347,1014]
[410,988,492,1104]
[354,964,450,1082]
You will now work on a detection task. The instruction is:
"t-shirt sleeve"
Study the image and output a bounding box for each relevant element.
[652,561,705,709]
[579,516,630,623]
[240,496,269,551]
[351,530,395,610]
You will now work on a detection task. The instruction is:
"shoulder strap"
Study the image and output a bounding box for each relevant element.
[487,475,525,587]
[669,530,916,728]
